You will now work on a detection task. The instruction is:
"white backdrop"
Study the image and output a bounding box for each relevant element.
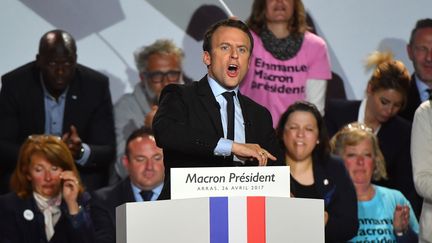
[1,0,431,101]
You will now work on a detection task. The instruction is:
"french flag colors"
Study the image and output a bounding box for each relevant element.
[116,196,324,243]
[210,197,266,243]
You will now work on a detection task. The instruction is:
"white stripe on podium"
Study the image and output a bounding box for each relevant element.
[228,197,247,243]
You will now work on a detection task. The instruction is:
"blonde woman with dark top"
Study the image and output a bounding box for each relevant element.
[325,51,422,218]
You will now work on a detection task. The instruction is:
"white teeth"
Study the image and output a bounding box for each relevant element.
[228,65,238,71]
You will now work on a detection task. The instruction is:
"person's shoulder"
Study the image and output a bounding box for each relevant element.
[181,79,200,91]
[0,192,24,210]
[304,31,327,47]
[328,99,359,108]
[389,115,411,128]
[239,92,271,114]
[75,63,109,83]
[93,183,119,201]
[250,30,259,42]
[166,82,194,92]
[374,185,405,201]
[326,99,359,115]
[415,100,432,116]
[2,61,35,77]
[159,80,200,100]
[1,61,36,85]
[326,154,345,168]
[412,100,432,126]
[320,155,348,177]
[114,91,136,108]
[93,178,128,202]
[0,191,20,200]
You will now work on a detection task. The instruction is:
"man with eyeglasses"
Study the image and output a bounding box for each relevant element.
[112,39,186,182]
[91,127,165,243]
[0,29,115,194]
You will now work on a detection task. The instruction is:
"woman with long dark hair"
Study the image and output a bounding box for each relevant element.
[276,101,358,242]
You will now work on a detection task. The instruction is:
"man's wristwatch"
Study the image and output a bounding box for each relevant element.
[395,228,407,237]
[77,145,85,160]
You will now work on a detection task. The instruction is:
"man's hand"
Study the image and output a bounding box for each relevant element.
[62,125,82,159]
[231,142,276,166]
[144,105,158,129]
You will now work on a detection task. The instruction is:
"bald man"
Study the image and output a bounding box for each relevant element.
[0,29,115,193]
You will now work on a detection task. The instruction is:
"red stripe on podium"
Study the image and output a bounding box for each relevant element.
[247,197,266,243]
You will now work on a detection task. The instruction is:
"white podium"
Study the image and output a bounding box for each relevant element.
[116,196,324,243]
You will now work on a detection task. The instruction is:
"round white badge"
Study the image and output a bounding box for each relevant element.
[323,179,329,186]
[23,209,34,221]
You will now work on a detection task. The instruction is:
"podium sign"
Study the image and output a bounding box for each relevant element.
[171,166,290,199]
[116,196,324,243]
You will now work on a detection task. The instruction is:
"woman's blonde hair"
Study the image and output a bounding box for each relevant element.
[330,123,388,181]
[10,135,84,198]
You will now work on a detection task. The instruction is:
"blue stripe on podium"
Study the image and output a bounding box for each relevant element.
[210,197,229,243]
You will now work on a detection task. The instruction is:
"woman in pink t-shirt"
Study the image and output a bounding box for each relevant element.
[240,0,331,127]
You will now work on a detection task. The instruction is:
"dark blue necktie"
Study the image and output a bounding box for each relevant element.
[140,190,153,201]
[222,91,235,140]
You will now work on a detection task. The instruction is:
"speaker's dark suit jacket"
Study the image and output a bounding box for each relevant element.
[91,178,161,243]
[325,99,422,218]
[0,61,115,192]
[153,76,285,199]
[399,74,422,122]
[0,192,94,243]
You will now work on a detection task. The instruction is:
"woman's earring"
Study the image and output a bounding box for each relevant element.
[316,140,320,144]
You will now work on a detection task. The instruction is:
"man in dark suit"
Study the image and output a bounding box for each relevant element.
[0,29,115,193]
[91,127,164,243]
[400,18,432,121]
[153,19,284,199]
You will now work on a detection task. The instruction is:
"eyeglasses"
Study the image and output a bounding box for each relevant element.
[144,70,181,83]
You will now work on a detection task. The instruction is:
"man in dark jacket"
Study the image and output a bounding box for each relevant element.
[91,127,164,243]
[0,29,115,193]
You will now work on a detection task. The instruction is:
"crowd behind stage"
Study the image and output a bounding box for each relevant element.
[1,0,432,242]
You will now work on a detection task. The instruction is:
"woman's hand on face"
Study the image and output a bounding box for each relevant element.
[60,171,80,215]
[393,204,410,234]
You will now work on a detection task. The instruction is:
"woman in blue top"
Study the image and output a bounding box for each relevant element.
[331,122,419,242]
